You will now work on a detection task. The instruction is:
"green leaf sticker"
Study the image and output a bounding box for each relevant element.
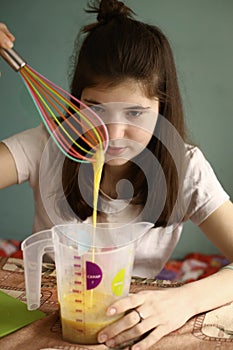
[111,268,125,296]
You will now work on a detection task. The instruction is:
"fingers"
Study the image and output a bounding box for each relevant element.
[0,23,15,49]
[97,293,149,346]
[103,313,159,348]
[98,304,156,345]
[99,318,169,350]
[106,292,145,317]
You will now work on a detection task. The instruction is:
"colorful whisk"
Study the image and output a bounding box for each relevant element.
[0,48,109,163]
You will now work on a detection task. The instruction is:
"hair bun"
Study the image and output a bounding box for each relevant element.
[98,0,133,22]
[86,0,134,25]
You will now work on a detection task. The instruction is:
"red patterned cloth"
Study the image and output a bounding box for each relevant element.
[0,239,23,258]
[155,252,229,283]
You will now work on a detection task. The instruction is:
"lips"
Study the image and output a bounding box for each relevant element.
[107,146,126,155]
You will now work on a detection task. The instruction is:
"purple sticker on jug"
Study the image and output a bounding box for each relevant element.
[86,261,103,290]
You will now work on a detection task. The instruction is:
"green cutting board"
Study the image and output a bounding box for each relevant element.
[0,290,45,338]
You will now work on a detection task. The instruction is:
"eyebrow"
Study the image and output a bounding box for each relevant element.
[83,98,101,105]
[83,99,150,110]
[124,106,150,110]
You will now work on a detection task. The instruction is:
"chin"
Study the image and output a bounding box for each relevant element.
[105,157,129,166]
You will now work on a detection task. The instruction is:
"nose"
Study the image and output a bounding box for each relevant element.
[106,123,126,140]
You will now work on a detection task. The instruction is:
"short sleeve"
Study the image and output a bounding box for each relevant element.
[184,146,230,225]
[2,124,49,186]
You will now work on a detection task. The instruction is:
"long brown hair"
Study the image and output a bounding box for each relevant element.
[61,0,188,226]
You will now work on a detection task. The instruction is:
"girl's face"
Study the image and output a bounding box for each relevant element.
[81,79,159,166]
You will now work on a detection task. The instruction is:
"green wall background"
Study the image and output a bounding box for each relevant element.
[0,0,232,259]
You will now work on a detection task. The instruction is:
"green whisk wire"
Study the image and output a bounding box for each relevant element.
[21,67,95,157]
[23,65,103,152]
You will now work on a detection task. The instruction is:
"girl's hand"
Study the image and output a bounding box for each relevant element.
[98,287,195,350]
[0,23,15,49]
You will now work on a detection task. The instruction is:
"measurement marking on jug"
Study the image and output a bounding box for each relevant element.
[72,289,82,293]
[74,327,84,332]
[74,280,82,285]
[74,264,81,268]
[75,308,83,313]
[74,255,81,267]
[75,272,82,276]
[75,319,83,323]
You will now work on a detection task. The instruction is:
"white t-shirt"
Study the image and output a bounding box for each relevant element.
[2,124,229,277]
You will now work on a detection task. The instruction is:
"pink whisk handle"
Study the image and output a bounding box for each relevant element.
[0,47,26,71]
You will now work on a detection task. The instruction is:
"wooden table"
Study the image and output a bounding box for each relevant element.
[0,256,233,350]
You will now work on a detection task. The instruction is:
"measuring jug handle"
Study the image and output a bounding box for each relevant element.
[21,230,54,310]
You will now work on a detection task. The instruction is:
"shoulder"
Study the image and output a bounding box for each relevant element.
[3,123,48,145]
[3,123,49,158]
[16,123,49,147]
[183,144,229,224]
[185,144,206,161]
[184,144,221,184]
[2,124,50,184]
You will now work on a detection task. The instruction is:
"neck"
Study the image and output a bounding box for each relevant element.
[104,162,130,178]
[101,162,131,199]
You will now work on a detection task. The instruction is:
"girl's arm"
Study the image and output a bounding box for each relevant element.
[199,200,233,262]
[0,24,18,188]
[184,200,233,315]
[0,142,18,188]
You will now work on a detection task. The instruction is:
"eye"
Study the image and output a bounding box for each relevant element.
[89,105,105,114]
[126,110,144,118]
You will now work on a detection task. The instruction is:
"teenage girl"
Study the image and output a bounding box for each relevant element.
[0,1,233,349]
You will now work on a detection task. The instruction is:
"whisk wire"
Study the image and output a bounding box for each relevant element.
[23,66,100,147]
[20,72,93,161]
[20,67,95,155]
[21,66,101,147]
[19,74,87,162]
[27,65,106,147]
[0,47,109,163]
[20,65,107,161]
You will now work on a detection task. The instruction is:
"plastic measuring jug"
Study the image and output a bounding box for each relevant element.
[22,222,153,344]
